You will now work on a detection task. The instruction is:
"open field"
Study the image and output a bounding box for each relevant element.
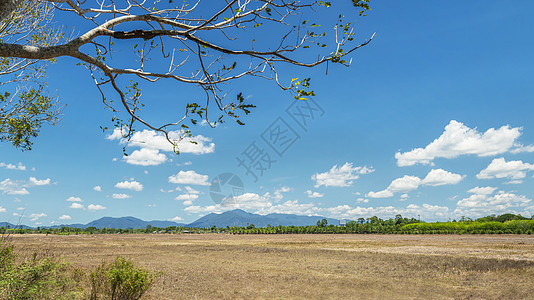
[6,234,534,299]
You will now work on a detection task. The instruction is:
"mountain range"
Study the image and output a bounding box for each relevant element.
[1,209,339,229]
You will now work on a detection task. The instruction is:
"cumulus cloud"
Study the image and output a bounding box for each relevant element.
[70,203,84,209]
[421,169,465,186]
[115,180,144,191]
[169,216,183,222]
[107,129,215,166]
[88,204,106,211]
[29,213,46,222]
[185,198,321,216]
[93,186,102,192]
[66,196,83,202]
[112,193,131,199]
[169,170,209,186]
[455,188,532,218]
[0,206,6,213]
[306,190,324,198]
[366,189,394,199]
[272,186,292,201]
[367,169,464,198]
[184,186,200,194]
[388,175,422,192]
[175,194,199,201]
[395,120,522,166]
[0,162,26,171]
[477,157,534,180]
[59,215,71,220]
[324,203,450,220]
[312,163,374,188]
[510,144,534,154]
[29,177,51,186]
[125,148,168,166]
[467,186,497,195]
[0,179,29,195]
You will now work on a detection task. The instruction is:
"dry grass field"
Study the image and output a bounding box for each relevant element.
[6,234,534,299]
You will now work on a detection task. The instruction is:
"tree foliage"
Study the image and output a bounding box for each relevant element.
[0,0,374,153]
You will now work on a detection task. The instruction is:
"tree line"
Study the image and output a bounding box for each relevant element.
[3,213,534,235]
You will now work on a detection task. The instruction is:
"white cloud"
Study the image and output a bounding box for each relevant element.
[0,179,29,195]
[106,128,126,140]
[366,189,394,199]
[312,163,374,188]
[510,144,534,154]
[505,180,523,185]
[200,119,218,127]
[88,204,106,211]
[129,130,215,154]
[115,180,144,191]
[108,129,215,166]
[467,186,497,195]
[29,177,51,186]
[184,186,200,194]
[0,177,53,195]
[306,190,324,198]
[324,203,450,220]
[66,196,83,202]
[368,169,464,198]
[368,175,421,199]
[396,120,522,166]
[183,200,193,206]
[455,189,532,218]
[125,148,168,166]
[0,162,26,171]
[70,203,84,209]
[93,186,102,192]
[273,186,292,200]
[169,170,209,186]
[356,198,369,203]
[175,194,199,201]
[169,216,183,222]
[29,213,46,222]
[255,200,322,216]
[477,157,534,180]
[389,175,422,192]
[229,193,272,210]
[0,207,6,213]
[421,169,465,186]
[59,215,71,220]
[112,193,131,199]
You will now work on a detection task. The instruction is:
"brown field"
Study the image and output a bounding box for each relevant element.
[6,234,534,299]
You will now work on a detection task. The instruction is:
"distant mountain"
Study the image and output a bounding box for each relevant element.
[2,210,339,229]
[188,209,338,228]
[84,216,186,229]
[0,222,32,229]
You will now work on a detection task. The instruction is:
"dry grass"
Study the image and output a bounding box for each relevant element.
[6,234,534,299]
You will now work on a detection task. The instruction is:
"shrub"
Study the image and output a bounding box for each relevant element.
[0,240,83,300]
[90,257,156,300]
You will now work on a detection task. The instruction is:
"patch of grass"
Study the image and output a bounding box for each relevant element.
[0,240,83,300]
[89,257,157,300]
[7,234,534,299]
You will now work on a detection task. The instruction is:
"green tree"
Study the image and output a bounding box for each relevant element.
[0,0,373,153]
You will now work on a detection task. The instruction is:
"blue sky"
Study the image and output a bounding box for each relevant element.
[1,1,534,226]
